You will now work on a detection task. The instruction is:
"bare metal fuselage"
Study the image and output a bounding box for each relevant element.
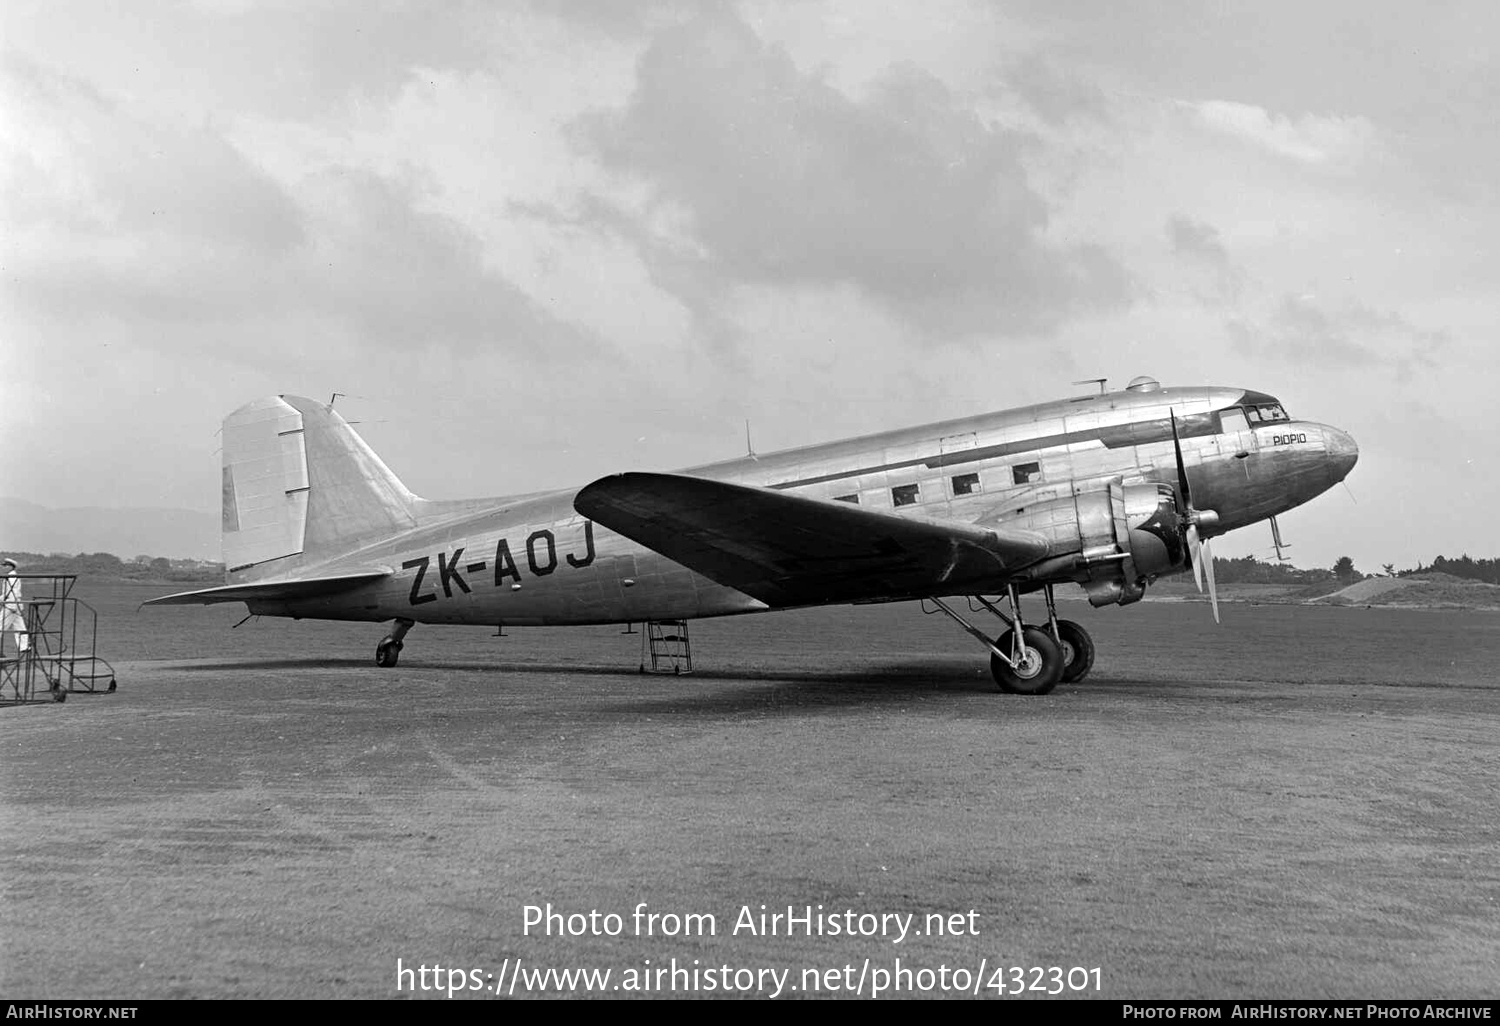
[243,384,1356,627]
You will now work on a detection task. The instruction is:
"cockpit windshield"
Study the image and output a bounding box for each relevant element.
[1234,389,1291,424]
[1244,403,1289,423]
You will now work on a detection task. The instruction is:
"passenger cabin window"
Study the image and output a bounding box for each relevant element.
[951,473,980,496]
[833,493,859,504]
[891,484,920,507]
[1012,462,1042,485]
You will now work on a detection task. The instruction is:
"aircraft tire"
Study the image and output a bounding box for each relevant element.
[375,639,402,668]
[991,627,1064,695]
[1056,620,1096,684]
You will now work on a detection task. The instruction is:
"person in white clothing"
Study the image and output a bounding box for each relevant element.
[1,558,29,654]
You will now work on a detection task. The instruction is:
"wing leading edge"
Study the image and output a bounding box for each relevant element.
[575,472,1049,607]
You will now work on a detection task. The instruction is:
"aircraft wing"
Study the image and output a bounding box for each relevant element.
[575,472,1049,606]
[141,569,392,606]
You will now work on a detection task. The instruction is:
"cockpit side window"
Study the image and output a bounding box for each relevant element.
[1219,408,1249,433]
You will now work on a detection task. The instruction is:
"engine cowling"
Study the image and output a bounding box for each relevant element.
[984,481,1190,607]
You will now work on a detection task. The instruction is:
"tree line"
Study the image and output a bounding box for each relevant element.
[1399,554,1500,585]
[1209,554,1340,584]
[0,551,223,582]
[1211,553,1500,585]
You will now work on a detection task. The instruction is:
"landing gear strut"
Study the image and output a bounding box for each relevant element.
[375,618,413,668]
[928,584,1070,695]
[1038,584,1095,684]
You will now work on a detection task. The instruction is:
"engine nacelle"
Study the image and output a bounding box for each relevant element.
[985,482,1190,607]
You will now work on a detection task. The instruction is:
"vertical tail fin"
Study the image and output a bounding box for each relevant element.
[221,396,417,580]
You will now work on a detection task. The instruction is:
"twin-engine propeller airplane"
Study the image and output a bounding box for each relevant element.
[147,376,1357,694]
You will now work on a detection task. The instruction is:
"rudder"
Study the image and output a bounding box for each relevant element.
[221,396,417,579]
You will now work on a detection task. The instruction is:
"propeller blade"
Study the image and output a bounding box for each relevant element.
[1187,523,1204,593]
[1203,535,1220,623]
[1169,410,1192,510]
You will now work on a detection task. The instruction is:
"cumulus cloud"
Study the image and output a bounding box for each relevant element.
[111,1,501,118]
[1188,100,1376,167]
[1166,215,1226,265]
[576,10,1132,339]
[1229,294,1447,370]
[1166,214,1243,301]
[1001,54,1110,125]
[2,55,591,361]
[1,54,303,249]
[291,169,596,355]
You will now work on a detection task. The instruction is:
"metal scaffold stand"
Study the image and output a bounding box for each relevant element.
[640,619,692,674]
[1,574,117,705]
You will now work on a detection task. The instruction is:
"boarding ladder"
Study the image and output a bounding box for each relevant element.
[1,574,117,705]
[640,619,692,675]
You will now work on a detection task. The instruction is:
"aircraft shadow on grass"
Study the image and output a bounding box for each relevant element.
[151,656,1221,714]
[163,656,988,686]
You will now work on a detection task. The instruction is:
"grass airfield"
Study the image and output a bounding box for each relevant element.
[3,582,1498,1000]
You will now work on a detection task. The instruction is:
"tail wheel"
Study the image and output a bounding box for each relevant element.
[375,638,402,668]
[1055,620,1096,684]
[991,627,1064,695]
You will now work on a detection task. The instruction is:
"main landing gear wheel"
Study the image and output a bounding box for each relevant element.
[1055,619,1095,684]
[375,638,403,668]
[991,626,1064,695]
[375,618,414,668]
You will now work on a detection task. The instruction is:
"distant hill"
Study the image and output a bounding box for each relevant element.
[1151,573,1500,611]
[1310,572,1500,610]
[0,497,219,561]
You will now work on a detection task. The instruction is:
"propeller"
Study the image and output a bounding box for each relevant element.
[1170,411,1220,623]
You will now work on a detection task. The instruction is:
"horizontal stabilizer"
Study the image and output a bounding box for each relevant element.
[142,569,392,606]
[575,472,1049,606]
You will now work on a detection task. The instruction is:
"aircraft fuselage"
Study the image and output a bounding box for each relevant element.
[244,383,1357,627]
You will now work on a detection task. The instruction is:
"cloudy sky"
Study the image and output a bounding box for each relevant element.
[3,0,1496,573]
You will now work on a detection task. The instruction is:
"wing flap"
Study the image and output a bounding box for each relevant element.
[142,569,392,606]
[575,473,1048,606]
